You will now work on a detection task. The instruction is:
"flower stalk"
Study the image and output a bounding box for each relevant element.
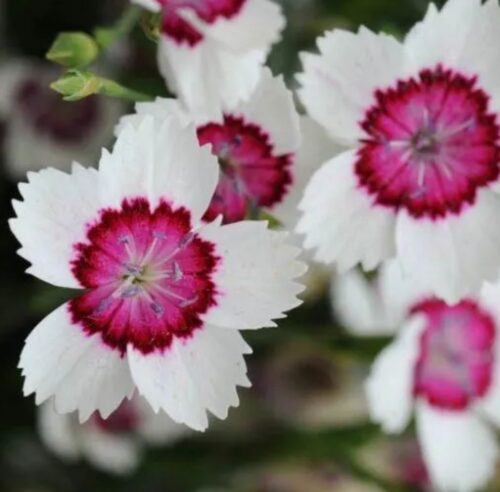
[51,69,153,102]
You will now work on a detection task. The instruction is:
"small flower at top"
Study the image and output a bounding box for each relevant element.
[297,0,500,303]
[10,116,305,431]
[130,0,285,113]
[340,262,500,491]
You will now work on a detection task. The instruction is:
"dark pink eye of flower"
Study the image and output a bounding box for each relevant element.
[15,78,100,144]
[93,400,139,434]
[197,114,293,224]
[412,299,496,410]
[157,0,246,45]
[356,66,500,219]
[69,198,219,356]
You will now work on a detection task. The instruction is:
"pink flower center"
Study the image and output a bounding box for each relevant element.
[356,66,500,219]
[197,115,293,224]
[15,78,100,144]
[156,0,246,46]
[69,198,219,355]
[412,299,496,410]
[93,400,139,434]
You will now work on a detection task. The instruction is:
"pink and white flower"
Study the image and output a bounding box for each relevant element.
[340,263,500,491]
[131,0,284,113]
[10,116,305,431]
[116,69,302,225]
[297,0,500,302]
[39,394,187,475]
[0,59,123,179]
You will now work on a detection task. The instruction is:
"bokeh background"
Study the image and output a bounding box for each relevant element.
[0,0,486,491]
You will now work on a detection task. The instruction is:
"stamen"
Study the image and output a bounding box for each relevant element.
[172,261,183,282]
[118,235,137,260]
[125,263,143,276]
[94,297,114,315]
[121,285,141,298]
[142,236,161,266]
[150,301,164,317]
[180,294,199,308]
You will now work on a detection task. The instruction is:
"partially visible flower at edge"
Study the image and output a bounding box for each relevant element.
[336,262,500,491]
[297,0,500,303]
[130,0,285,113]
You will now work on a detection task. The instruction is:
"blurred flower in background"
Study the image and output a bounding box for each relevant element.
[0,58,124,179]
[39,394,188,475]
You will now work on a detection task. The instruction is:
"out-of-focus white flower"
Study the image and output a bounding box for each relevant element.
[11,116,305,432]
[39,393,188,475]
[256,341,368,428]
[359,438,431,491]
[330,269,399,337]
[0,59,123,179]
[130,0,284,113]
[297,0,500,303]
[361,262,500,491]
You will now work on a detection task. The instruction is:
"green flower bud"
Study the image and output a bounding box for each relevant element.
[50,70,102,101]
[46,32,99,68]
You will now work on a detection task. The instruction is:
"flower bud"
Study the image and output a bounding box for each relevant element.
[46,32,99,68]
[50,70,101,101]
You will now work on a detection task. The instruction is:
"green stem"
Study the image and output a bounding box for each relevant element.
[94,5,142,50]
[100,77,153,102]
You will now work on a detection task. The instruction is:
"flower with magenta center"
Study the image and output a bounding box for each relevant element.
[333,264,500,491]
[116,68,302,225]
[11,116,305,431]
[297,0,500,302]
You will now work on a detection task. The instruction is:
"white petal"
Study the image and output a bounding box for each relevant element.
[79,427,140,475]
[404,0,500,111]
[102,115,219,224]
[232,68,300,155]
[200,221,305,330]
[395,189,500,304]
[404,0,479,70]
[130,0,160,12]
[366,315,425,433]
[297,150,396,272]
[416,401,498,492]
[377,260,430,327]
[38,401,80,461]
[115,98,196,137]
[183,0,284,55]
[297,27,404,145]
[19,303,135,422]
[10,163,100,288]
[331,269,396,337]
[128,325,251,431]
[158,36,264,114]
[272,116,342,229]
